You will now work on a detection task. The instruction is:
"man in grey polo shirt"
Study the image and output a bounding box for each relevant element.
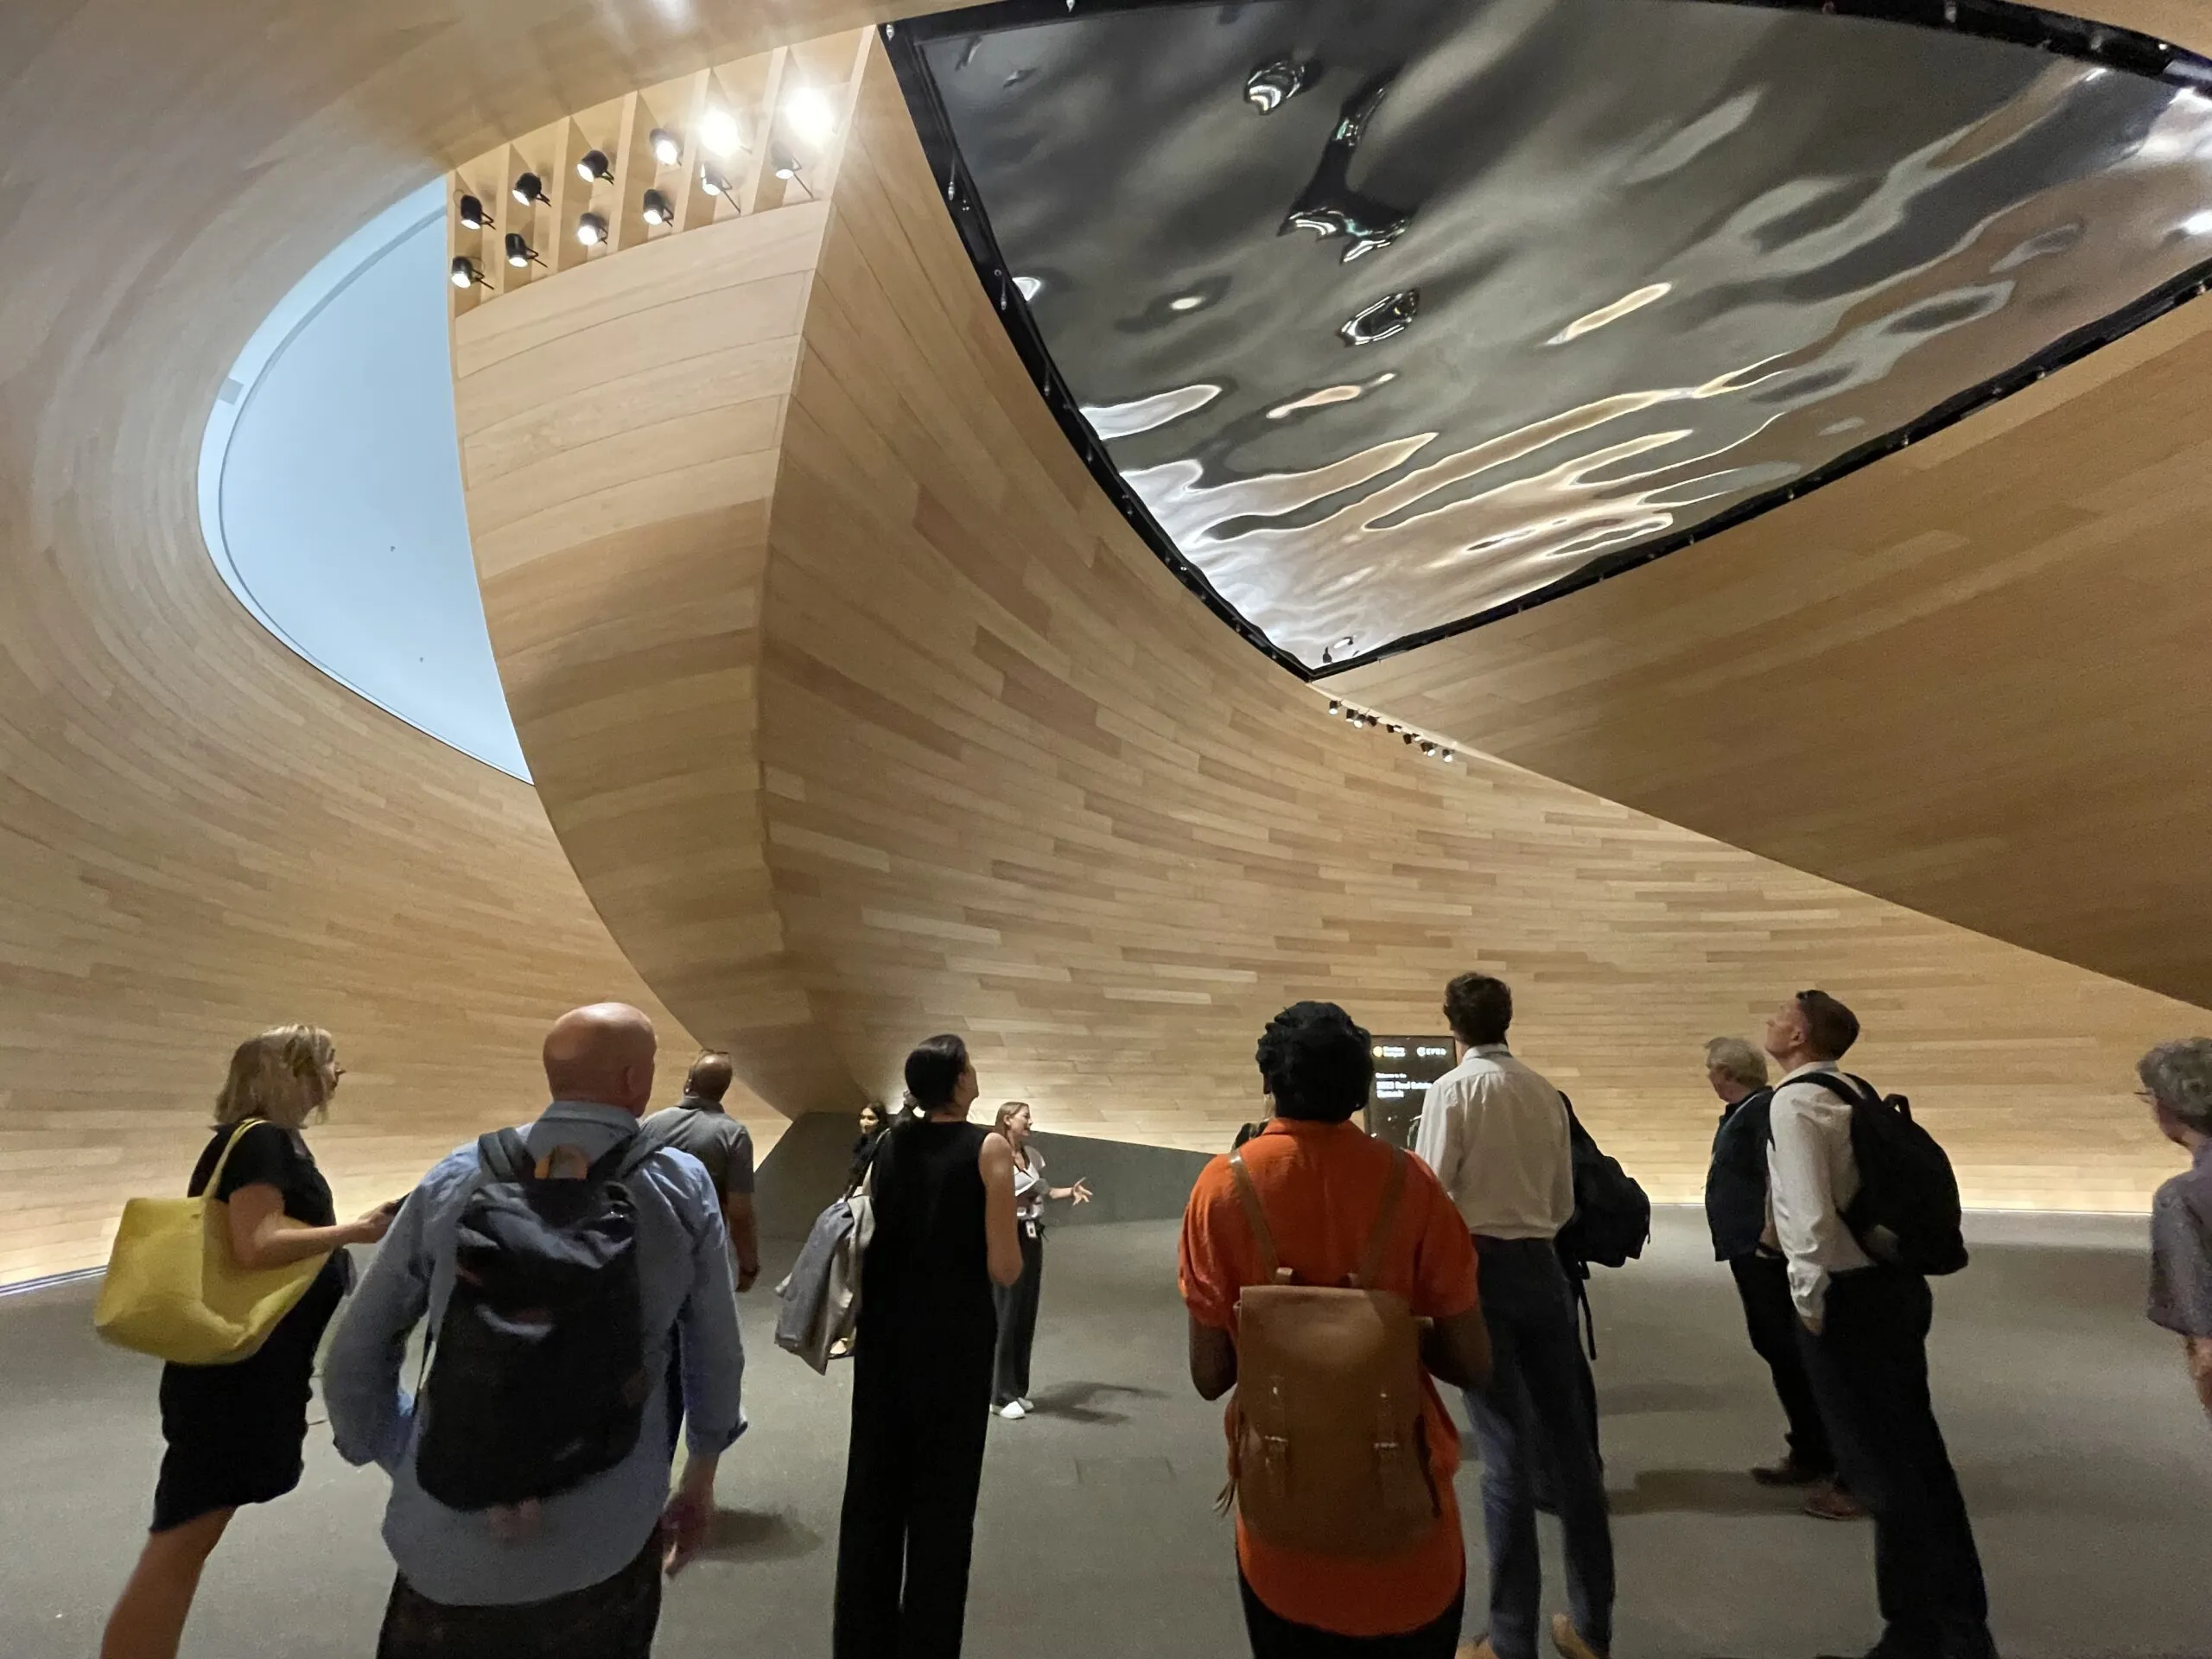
[645,1051,760,1292]
[2138,1039,2212,1426]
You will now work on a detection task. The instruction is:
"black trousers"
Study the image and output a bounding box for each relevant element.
[1238,1571,1464,1657]
[376,1533,660,1659]
[833,1318,995,1659]
[1797,1268,1994,1659]
[1731,1250,1834,1473]
[991,1226,1045,1406]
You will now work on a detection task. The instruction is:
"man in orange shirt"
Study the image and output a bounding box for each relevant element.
[1179,1001,1492,1656]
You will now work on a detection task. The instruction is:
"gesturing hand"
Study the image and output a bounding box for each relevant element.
[1069,1179,1094,1205]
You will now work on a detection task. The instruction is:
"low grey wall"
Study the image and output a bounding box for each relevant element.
[753,1113,1217,1240]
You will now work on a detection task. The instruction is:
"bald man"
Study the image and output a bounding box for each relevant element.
[327,1002,746,1659]
[645,1051,760,1292]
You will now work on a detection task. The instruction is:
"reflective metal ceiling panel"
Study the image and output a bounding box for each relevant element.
[914,0,2212,671]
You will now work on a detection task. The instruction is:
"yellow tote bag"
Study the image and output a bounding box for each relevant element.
[93,1119,332,1365]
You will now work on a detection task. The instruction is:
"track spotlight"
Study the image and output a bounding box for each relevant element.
[449,256,486,289]
[575,212,608,247]
[700,166,735,199]
[1419,741,1437,756]
[1326,700,1342,716]
[649,127,682,167]
[504,232,543,268]
[641,188,675,226]
[699,106,742,157]
[578,149,614,185]
[772,145,801,181]
[1440,749,1455,764]
[784,85,838,146]
[456,194,492,231]
[511,171,550,207]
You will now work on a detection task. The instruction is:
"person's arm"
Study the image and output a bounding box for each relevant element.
[723,1119,760,1292]
[980,1130,1023,1285]
[325,1174,437,1474]
[1420,1306,1491,1389]
[677,1164,745,1458]
[1411,1076,1460,1195]
[1048,1180,1093,1204]
[723,1192,760,1292]
[226,1182,391,1268]
[663,1450,720,1576]
[1188,1312,1237,1399]
[2185,1337,2212,1423]
[1767,1087,1840,1331]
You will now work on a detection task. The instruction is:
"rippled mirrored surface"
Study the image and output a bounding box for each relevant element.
[920,0,2212,670]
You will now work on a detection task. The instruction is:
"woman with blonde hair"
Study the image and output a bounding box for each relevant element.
[102,1026,396,1659]
[988,1100,1091,1420]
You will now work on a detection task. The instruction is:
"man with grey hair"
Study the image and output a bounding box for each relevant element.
[1702,1037,1855,1517]
[2139,1038,2212,1425]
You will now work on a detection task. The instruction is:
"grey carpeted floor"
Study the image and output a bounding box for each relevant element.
[3,1210,2207,1659]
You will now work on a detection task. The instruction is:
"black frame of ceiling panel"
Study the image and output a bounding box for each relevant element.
[882,0,2212,683]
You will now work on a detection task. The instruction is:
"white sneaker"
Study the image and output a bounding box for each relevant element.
[1018,1398,1035,1412]
[997,1401,1027,1421]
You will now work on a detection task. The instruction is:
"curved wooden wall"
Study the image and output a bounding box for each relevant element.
[0,0,941,1284]
[467,37,2210,1212]
[1332,0,2212,1010]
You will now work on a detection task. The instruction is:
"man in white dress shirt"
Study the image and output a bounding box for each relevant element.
[1415,973,1613,1659]
[1764,990,1994,1659]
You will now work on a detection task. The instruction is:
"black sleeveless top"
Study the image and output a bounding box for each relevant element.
[859,1116,994,1345]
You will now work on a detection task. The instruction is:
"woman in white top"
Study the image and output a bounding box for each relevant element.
[989,1102,1092,1418]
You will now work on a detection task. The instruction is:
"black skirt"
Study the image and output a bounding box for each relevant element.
[150,1254,348,1532]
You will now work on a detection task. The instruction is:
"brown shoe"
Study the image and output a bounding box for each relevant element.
[1551,1612,1609,1659]
[1751,1453,1827,1486]
[1802,1479,1866,1521]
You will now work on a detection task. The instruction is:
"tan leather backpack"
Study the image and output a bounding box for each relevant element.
[1219,1145,1440,1556]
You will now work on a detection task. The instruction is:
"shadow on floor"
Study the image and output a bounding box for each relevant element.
[1025,1382,1166,1425]
[699,1507,824,1563]
[1596,1378,1727,1415]
[1606,1467,1806,1517]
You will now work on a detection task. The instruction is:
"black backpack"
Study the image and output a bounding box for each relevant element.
[413,1128,661,1511]
[1791,1073,1968,1277]
[1554,1094,1651,1272]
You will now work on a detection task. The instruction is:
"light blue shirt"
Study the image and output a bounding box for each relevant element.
[325,1100,746,1605]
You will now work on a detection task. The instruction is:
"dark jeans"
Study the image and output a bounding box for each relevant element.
[375,1533,660,1659]
[1238,1570,1465,1657]
[992,1226,1045,1406]
[1731,1250,1834,1474]
[833,1317,995,1659]
[1462,1237,1615,1659]
[1798,1268,1994,1659]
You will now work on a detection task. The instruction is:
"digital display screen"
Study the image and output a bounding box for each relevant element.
[1368,1036,1455,1150]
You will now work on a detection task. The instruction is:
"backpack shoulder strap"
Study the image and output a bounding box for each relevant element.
[1226,1150,1282,1283]
[1785,1071,1872,1107]
[593,1129,658,1185]
[475,1128,532,1184]
[1352,1147,1408,1290]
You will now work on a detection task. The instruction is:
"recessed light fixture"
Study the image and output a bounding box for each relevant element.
[699,166,734,199]
[1168,293,1206,313]
[699,107,741,157]
[649,127,682,167]
[575,212,608,247]
[1013,275,1044,302]
[449,256,486,289]
[784,85,838,146]
[511,171,550,207]
[641,188,675,226]
[2183,208,2212,236]
[577,149,614,185]
[504,232,543,269]
[456,194,492,231]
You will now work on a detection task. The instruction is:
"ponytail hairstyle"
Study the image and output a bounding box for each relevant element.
[902,1033,970,1116]
[213,1025,339,1130]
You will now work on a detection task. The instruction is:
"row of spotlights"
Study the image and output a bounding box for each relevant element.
[1324,700,1454,763]
[458,137,817,290]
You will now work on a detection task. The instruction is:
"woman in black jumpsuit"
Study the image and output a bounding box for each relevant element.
[833,1034,1021,1659]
